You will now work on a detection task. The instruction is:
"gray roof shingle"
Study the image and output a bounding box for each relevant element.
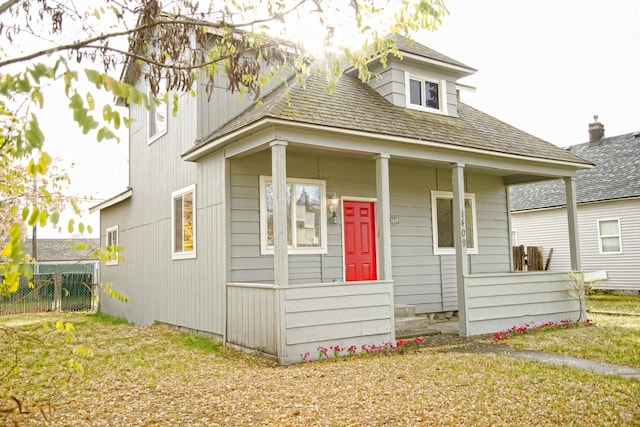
[25,238,100,262]
[192,70,591,166]
[387,34,476,72]
[510,132,640,211]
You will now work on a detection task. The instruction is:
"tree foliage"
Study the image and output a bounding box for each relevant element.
[0,0,447,284]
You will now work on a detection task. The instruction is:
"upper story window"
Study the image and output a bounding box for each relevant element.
[598,218,622,254]
[106,225,119,266]
[431,191,478,255]
[172,184,196,260]
[407,74,446,114]
[259,176,327,255]
[148,91,167,143]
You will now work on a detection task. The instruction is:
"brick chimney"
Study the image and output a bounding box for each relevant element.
[589,115,605,146]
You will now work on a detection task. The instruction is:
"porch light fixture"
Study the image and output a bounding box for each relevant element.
[328,192,340,223]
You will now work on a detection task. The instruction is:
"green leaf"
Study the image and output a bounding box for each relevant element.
[25,115,45,151]
[67,218,75,234]
[28,207,39,226]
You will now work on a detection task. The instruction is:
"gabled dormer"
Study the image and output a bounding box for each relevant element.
[348,35,476,117]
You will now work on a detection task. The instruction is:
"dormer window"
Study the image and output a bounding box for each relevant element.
[407,74,446,114]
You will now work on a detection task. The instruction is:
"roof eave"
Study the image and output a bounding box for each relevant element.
[182,117,594,170]
[89,188,133,214]
[344,50,477,79]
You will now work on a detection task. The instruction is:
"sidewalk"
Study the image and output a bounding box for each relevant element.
[429,320,640,381]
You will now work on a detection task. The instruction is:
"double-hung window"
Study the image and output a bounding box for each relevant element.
[597,218,622,254]
[431,191,478,255]
[148,90,167,143]
[259,176,327,255]
[407,74,445,113]
[106,225,119,265]
[172,184,196,259]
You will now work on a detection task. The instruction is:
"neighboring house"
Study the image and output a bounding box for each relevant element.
[91,34,593,364]
[25,238,100,274]
[510,118,640,291]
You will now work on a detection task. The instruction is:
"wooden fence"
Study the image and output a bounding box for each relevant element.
[513,245,553,271]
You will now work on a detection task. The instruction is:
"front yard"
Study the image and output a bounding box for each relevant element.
[1,300,639,426]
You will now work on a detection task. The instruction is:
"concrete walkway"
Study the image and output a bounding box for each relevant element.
[430,320,640,381]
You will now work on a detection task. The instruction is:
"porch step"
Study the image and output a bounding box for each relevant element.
[394,304,416,319]
[394,304,441,339]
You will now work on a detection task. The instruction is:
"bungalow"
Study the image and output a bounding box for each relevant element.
[91,34,593,364]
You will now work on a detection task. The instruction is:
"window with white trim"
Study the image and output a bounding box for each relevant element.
[431,191,478,255]
[259,176,327,255]
[407,74,445,113]
[598,218,622,254]
[148,91,167,143]
[106,225,119,265]
[172,184,196,259]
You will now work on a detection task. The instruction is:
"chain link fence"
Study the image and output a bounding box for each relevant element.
[0,262,98,315]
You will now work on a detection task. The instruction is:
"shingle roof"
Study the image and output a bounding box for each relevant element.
[191,70,591,166]
[25,238,100,262]
[510,132,640,211]
[387,34,476,72]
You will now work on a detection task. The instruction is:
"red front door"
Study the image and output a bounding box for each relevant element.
[343,200,377,281]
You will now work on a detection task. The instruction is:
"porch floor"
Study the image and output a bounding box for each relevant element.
[394,304,459,338]
[428,320,459,335]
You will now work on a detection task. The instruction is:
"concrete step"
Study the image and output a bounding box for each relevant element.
[394,304,416,319]
[395,316,441,339]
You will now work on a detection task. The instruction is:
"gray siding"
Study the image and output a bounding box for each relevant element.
[229,150,512,313]
[512,198,640,290]
[99,82,227,336]
[226,283,277,356]
[367,58,459,117]
[196,64,294,141]
[229,150,377,285]
[466,272,581,335]
[282,281,394,364]
[390,165,511,314]
[367,65,406,106]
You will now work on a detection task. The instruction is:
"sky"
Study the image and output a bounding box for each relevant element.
[422,0,640,146]
[32,0,640,238]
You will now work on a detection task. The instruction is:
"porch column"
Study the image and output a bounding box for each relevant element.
[374,153,392,281]
[451,163,470,336]
[271,140,288,362]
[564,177,581,271]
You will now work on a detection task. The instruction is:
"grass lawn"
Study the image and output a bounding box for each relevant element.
[587,293,640,314]
[1,311,639,426]
[499,294,640,368]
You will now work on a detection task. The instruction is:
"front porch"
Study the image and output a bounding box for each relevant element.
[225,271,581,364]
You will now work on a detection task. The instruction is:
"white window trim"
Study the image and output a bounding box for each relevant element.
[431,190,478,255]
[106,225,119,266]
[597,218,622,254]
[405,73,448,115]
[171,184,197,260]
[259,176,328,255]
[148,90,168,144]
